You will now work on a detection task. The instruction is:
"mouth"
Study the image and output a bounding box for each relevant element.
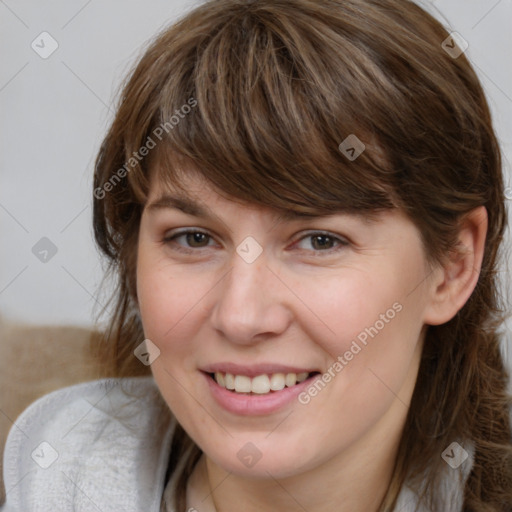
[201,366,322,415]
[206,371,321,395]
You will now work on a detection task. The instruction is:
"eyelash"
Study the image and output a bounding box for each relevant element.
[162,229,349,255]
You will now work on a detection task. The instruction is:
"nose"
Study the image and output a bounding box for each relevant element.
[210,252,293,345]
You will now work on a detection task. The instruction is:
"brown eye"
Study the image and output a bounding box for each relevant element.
[295,232,349,253]
[184,232,210,247]
[311,234,336,250]
[163,230,214,251]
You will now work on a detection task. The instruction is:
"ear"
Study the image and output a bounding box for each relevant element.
[423,206,488,326]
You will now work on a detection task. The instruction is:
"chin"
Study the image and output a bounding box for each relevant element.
[204,436,321,480]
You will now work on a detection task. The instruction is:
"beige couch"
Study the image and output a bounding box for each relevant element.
[0,316,105,505]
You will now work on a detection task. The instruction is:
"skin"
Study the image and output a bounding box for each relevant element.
[136,168,487,512]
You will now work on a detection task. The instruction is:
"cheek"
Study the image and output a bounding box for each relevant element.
[137,260,174,338]
[136,252,207,415]
[285,273,424,452]
[289,258,427,395]
[136,248,215,364]
[289,268,407,354]
[137,244,187,332]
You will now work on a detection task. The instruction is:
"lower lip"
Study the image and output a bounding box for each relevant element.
[202,372,318,416]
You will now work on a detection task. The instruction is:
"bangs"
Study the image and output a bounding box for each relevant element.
[124,0,403,216]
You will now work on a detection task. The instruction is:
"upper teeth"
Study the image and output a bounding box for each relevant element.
[214,372,309,394]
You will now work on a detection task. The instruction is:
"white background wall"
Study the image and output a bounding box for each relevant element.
[0,0,511,367]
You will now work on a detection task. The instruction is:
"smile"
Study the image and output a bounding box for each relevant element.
[211,371,314,394]
[202,369,321,415]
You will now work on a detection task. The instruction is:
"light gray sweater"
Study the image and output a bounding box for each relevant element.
[1,377,475,512]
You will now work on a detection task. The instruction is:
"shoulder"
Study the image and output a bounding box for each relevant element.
[1,377,175,512]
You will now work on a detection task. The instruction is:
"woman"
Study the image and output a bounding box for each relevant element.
[2,0,511,510]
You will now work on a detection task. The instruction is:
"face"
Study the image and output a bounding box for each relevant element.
[136,168,435,479]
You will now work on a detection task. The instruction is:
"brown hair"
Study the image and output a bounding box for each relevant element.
[92,0,512,510]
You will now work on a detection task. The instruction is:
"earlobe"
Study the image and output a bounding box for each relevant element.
[423,206,488,326]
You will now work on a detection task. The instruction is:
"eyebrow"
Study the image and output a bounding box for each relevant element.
[146,194,221,221]
[144,193,329,223]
